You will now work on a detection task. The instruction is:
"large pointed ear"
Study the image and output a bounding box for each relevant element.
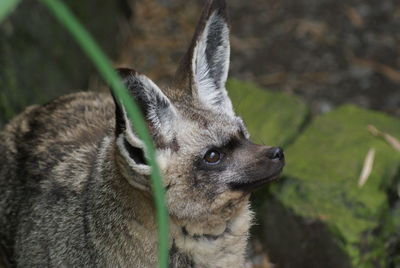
[112,68,177,187]
[175,0,234,116]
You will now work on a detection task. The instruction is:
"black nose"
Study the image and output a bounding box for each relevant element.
[267,147,284,161]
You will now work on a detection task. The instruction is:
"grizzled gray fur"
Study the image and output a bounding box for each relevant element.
[0,0,284,267]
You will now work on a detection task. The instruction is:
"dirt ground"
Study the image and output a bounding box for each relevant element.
[115,0,400,117]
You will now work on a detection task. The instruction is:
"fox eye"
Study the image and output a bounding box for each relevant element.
[203,149,222,164]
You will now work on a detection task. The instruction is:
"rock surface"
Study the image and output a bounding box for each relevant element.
[227,79,308,147]
[257,105,400,267]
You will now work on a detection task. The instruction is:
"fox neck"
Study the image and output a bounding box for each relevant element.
[169,200,252,268]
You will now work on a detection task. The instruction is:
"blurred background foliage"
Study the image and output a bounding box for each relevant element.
[1,0,400,267]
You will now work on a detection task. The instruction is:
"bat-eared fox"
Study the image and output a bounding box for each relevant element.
[0,0,284,267]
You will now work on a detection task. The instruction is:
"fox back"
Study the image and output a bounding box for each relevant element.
[0,0,284,267]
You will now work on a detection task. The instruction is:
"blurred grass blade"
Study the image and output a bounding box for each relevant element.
[38,0,169,267]
[0,0,21,23]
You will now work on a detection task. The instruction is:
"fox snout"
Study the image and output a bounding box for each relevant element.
[263,146,285,179]
[266,146,285,162]
[229,144,285,191]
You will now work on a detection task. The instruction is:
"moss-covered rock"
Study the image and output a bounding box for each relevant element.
[259,105,400,267]
[227,79,308,147]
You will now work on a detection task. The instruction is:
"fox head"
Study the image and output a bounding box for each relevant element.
[113,0,284,228]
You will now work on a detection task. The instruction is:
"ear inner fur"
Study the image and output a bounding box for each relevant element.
[113,68,176,134]
[193,11,231,109]
[174,0,228,88]
[173,0,233,117]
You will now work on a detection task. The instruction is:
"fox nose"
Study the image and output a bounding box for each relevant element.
[266,147,284,161]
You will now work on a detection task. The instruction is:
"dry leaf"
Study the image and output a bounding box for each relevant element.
[350,57,400,84]
[296,19,328,40]
[358,148,375,188]
[368,125,400,152]
[345,6,364,28]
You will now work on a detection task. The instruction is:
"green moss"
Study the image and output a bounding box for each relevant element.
[227,79,308,147]
[275,105,400,267]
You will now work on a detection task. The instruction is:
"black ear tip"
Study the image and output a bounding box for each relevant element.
[207,0,227,17]
[110,68,137,99]
[110,68,138,106]
[112,68,139,136]
[211,0,227,9]
[116,68,137,80]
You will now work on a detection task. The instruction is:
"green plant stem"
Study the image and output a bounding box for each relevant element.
[38,0,169,267]
[0,0,21,23]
